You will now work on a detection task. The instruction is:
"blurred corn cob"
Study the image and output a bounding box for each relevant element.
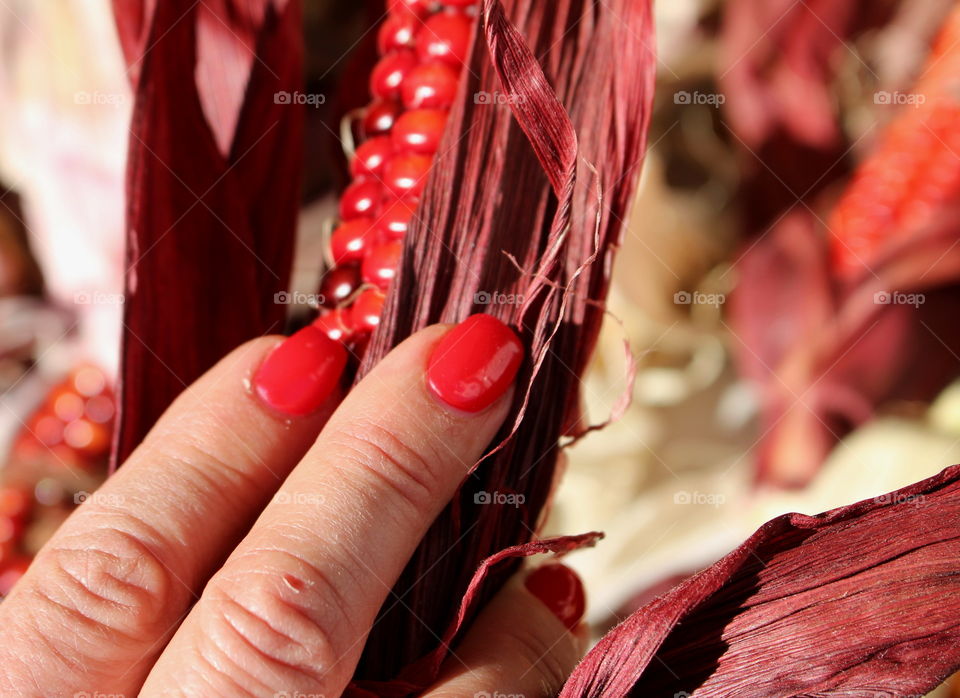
[830,5,960,278]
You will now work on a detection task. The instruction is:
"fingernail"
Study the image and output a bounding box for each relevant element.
[426,314,523,412]
[524,563,585,631]
[253,326,347,416]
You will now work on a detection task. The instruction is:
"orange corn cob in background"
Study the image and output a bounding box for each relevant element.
[829,5,960,278]
[0,366,114,594]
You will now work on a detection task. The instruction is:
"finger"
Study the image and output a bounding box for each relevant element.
[424,562,587,698]
[0,327,346,697]
[143,314,524,698]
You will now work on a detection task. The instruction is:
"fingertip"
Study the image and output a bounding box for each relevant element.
[251,326,348,417]
[425,314,524,413]
[524,562,586,632]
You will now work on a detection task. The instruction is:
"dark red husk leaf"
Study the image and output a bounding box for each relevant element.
[718,0,895,234]
[730,210,960,486]
[347,0,655,688]
[111,0,303,466]
[722,0,850,149]
[720,0,956,257]
[561,463,960,697]
[726,4,960,487]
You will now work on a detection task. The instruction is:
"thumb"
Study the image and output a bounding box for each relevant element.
[424,563,586,698]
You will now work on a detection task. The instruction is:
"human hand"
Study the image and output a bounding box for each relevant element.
[0,315,585,697]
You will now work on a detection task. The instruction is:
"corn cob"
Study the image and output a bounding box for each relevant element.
[313,0,476,345]
[0,365,113,591]
[830,6,960,277]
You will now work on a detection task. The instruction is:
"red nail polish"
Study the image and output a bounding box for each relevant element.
[524,563,585,631]
[253,326,347,416]
[426,314,523,412]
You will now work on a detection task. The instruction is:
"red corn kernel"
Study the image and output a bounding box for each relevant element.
[331,219,378,264]
[85,395,115,424]
[362,241,404,290]
[388,0,432,17]
[392,108,448,154]
[383,153,434,197]
[401,61,460,109]
[0,489,30,521]
[51,388,85,422]
[312,308,353,342]
[416,12,472,68]
[363,98,402,137]
[73,365,107,397]
[63,418,110,456]
[377,12,419,54]
[33,415,64,447]
[351,289,386,334]
[0,516,21,546]
[0,556,29,596]
[319,264,361,306]
[351,136,394,177]
[378,198,419,240]
[339,179,382,220]
[370,50,418,100]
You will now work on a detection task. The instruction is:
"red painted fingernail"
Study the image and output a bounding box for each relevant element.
[524,563,585,631]
[253,326,347,416]
[426,314,523,412]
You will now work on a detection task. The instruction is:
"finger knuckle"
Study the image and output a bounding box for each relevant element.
[162,442,265,511]
[34,522,176,639]
[331,417,447,515]
[197,557,353,692]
